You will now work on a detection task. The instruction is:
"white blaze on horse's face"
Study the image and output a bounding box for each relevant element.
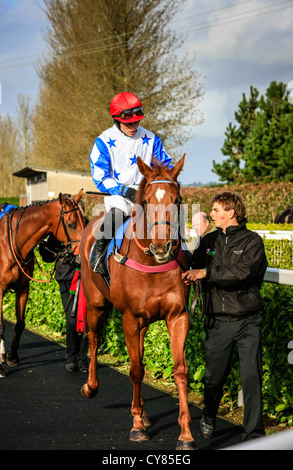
[155,188,165,203]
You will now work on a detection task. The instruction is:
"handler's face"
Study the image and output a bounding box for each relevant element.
[210,203,235,233]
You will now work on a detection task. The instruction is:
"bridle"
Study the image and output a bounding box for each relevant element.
[131,178,183,256]
[7,198,85,283]
[54,198,85,255]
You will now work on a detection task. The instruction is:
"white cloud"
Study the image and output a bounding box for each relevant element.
[196,89,229,138]
[186,0,293,66]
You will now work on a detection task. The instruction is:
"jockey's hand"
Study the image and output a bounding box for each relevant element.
[182,269,207,285]
[125,187,137,203]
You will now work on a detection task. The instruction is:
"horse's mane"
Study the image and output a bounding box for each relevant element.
[15,194,72,211]
[135,162,174,207]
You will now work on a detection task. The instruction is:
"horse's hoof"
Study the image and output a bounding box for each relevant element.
[80,383,98,399]
[0,365,6,378]
[6,354,19,367]
[129,429,150,442]
[176,440,197,450]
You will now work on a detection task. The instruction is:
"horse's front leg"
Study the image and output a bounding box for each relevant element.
[6,284,29,367]
[81,306,105,399]
[123,314,150,442]
[166,312,197,450]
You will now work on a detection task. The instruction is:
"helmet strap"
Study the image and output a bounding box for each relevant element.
[114,119,121,130]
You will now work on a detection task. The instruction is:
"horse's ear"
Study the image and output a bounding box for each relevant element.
[59,192,65,206]
[137,156,152,177]
[169,154,185,181]
[75,189,84,204]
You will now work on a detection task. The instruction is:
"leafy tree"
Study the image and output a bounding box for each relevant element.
[16,94,33,167]
[213,81,293,183]
[32,0,203,171]
[0,113,25,197]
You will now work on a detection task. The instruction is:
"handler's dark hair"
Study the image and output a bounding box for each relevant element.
[211,191,246,223]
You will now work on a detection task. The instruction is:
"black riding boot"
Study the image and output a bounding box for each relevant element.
[90,229,108,276]
[90,208,125,275]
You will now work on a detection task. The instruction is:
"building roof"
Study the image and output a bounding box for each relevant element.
[13,166,91,178]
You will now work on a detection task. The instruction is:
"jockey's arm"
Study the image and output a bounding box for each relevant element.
[152,135,173,168]
[89,137,135,199]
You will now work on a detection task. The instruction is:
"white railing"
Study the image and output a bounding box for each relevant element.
[264,267,293,286]
[256,230,293,240]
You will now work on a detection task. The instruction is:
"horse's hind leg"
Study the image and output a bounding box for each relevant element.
[6,284,29,367]
[81,302,108,399]
[166,313,197,450]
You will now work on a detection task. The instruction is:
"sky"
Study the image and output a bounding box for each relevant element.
[0,0,293,185]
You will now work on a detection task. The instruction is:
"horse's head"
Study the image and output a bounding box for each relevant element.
[56,189,86,255]
[136,155,185,263]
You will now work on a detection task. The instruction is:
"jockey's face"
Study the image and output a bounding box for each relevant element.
[120,120,139,137]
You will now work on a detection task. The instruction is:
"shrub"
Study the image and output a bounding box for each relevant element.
[180,182,293,224]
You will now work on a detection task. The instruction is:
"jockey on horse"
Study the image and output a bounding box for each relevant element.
[89,92,173,275]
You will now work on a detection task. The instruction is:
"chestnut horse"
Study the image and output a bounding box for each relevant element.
[80,156,196,450]
[0,190,85,378]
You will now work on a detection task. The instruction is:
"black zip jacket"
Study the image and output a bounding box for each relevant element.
[191,219,268,318]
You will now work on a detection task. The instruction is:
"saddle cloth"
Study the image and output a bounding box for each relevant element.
[0,203,18,222]
[106,218,131,261]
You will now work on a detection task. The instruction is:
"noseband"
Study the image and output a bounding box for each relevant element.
[131,178,182,256]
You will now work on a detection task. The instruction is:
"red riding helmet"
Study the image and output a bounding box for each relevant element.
[110,92,144,123]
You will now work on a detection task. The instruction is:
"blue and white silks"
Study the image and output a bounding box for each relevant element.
[89,125,173,215]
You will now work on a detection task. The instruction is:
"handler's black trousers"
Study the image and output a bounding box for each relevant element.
[203,313,265,441]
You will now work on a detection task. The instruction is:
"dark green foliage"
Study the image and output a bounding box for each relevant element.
[180,181,293,224]
[213,81,293,183]
[0,196,19,206]
[261,284,293,424]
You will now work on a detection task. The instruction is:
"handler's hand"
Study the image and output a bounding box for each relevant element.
[182,269,206,284]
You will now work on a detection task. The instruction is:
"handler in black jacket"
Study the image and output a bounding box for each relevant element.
[182,191,267,442]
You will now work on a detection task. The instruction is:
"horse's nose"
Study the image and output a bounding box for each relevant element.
[149,241,173,263]
[163,241,172,253]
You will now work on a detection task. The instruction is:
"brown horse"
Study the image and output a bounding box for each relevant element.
[0,190,85,378]
[80,156,196,450]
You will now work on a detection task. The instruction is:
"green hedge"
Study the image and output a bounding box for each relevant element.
[264,239,293,270]
[0,196,19,206]
[3,254,293,426]
[180,182,293,224]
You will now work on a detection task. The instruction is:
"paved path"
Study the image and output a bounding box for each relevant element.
[0,321,243,451]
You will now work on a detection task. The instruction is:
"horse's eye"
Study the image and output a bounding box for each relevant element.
[68,223,76,230]
[174,198,181,205]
